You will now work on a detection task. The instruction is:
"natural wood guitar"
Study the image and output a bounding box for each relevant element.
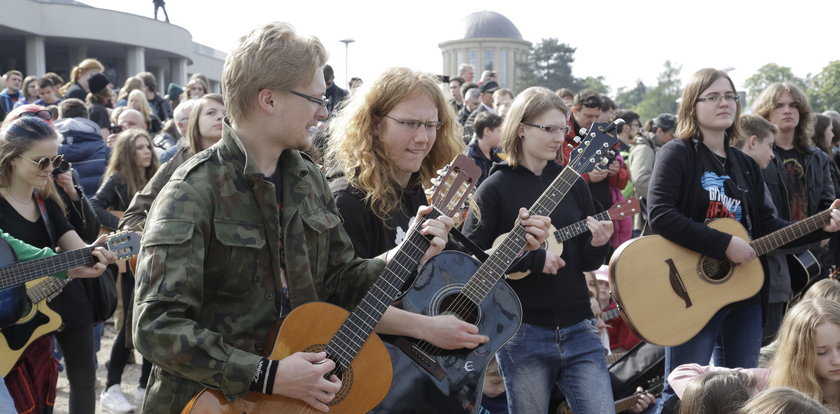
[181,155,480,414]
[497,197,640,280]
[0,231,140,376]
[610,203,839,347]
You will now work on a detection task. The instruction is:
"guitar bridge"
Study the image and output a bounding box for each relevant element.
[394,337,447,381]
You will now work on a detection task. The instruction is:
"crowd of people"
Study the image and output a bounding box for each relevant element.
[1,20,840,414]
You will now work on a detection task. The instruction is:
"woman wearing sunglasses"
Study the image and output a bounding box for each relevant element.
[0,116,116,413]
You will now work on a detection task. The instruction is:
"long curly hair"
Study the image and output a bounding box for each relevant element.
[325,67,464,221]
[104,129,159,197]
[753,82,814,151]
[769,298,840,403]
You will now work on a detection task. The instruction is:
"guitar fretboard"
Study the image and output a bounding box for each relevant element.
[463,167,582,302]
[0,246,97,290]
[750,208,835,256]
[553,210,611,243]
[325,212,437,371]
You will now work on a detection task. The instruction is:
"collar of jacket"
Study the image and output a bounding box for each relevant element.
[218,120,311,182]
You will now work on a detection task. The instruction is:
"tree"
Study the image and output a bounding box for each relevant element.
[809,61,840,112]
[615,81,647,109]
[633,61,682,120]
[515,38,578,92]
[578,76,610,95]
[743,63,806,104]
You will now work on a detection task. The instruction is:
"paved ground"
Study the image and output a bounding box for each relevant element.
[54,320,144,414]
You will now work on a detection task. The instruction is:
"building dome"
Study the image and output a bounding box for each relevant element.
[462,11,523,40]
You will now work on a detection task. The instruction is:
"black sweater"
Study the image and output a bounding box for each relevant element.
[462,161,608,328]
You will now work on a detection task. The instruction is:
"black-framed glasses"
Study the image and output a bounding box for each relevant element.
[696,93,739,104]
[384,114,444,131]
[289,90,329,109]
[521,122,570,135]
[18,110,52,121]
[21,154,64,171]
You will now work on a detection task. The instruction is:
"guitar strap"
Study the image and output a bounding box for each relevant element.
[449,227,489,263]
[34,193,57,248]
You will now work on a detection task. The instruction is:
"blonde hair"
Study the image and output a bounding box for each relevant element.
[500,87,567,166]
[753,82,814,151]
[185,78,210,99]
[223,22,327,122]
[803,279,840,303]
[0,116,65,212]
[738,387,831,414]
[60,58,104,96]
[117,76,145,103]
[733,114,778,149]
[675,68,743,143]
[679,370,755,414]
[128,89,153,128]
[769,298,840,403]
[325,67,464,222]
[104,129,159,197]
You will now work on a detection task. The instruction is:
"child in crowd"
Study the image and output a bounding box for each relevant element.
[738,387,831,414]
[479,357,508,414]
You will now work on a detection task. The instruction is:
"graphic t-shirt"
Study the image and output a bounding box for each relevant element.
[776,147,808,220]
[698,147,747,233]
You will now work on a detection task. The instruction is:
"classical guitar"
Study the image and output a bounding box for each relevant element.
[372,121,621,413]
[610,203,839,347]
[181,155,480,414]
[0,231,140,376]
[498,197,641,280]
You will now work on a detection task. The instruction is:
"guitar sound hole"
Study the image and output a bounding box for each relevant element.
[438,293,479,325]
[302,344,353,405]
[699,257,733,282]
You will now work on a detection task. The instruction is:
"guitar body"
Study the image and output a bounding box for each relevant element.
[182,302,392,414]
[498,226,565,280]
[0,277,62,376]
[609,218,764,347]
[372,251,522,414]
[788,250,820,296]
[0,239,25,328]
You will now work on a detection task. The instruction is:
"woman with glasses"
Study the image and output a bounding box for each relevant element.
[461,86,617,414]
[91,128,159,413]
[0,115,116,414]
[647,68,840,413]
[119,94,225,231]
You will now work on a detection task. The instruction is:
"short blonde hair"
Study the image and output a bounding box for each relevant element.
[500,87,567,167]
[223,22,327,122]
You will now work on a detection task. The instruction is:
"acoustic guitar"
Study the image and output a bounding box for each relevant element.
[497,197,641,280]
[371,121,621,413]
[788,249,820,298]
[0,231,140,376]
[610,202,839,347]
[181,155,480,414]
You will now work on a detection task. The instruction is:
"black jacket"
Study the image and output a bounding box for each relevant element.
[462,160,608,328]
[91,173,130,231]
[762,145,836,219]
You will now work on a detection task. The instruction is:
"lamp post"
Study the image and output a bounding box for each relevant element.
[339,38,355,88]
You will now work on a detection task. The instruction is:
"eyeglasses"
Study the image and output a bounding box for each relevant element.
[384,114,444,131]
[289,90,329,109]
[521,122,570,135]
[696,93,739,104]
[18,110,52,121]
[21,154,64,171]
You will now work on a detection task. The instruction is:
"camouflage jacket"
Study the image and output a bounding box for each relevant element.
[132,123,386,413]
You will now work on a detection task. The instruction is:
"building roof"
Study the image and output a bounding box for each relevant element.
[462,11,523,40]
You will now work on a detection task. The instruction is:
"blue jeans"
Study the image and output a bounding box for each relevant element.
[655,302,762,413]
[0,379,14,414]
[497,319,614,413]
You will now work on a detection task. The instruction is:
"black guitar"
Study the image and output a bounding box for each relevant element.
[372,121,620,413]
[788,249,820,297]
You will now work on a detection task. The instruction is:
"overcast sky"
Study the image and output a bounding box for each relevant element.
[79,0,838,94]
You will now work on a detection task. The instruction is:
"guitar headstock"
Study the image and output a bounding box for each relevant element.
[566,121,621,175]
[428,155,481,218]
[104,231,141,260]
[607,196,642,220]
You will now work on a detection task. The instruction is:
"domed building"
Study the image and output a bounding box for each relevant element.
[439,11,531,90]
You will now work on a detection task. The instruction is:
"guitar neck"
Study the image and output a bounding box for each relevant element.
[750,208,834,256]
[325,213,436,370]
[615,393,642,413]
[602,306,620,321]
[27,275,71,304]
[0,246,97,290]
[552,210,611,244]
[463,167,581,302]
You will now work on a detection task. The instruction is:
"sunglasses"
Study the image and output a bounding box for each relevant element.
[21,154,64,171]
[18,110,52,121]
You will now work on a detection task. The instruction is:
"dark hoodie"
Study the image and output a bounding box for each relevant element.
[57,117,111,195]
